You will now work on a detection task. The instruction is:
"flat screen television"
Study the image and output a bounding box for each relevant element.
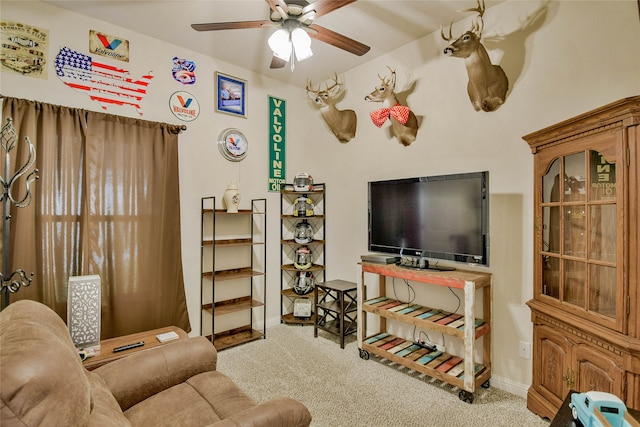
[368,171,489,267]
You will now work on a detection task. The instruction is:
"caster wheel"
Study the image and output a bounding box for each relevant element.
[359,349,370,360]
[458,390,474,404]
[481,380,490,389]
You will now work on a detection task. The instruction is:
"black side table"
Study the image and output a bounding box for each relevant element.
[314,280,357,349]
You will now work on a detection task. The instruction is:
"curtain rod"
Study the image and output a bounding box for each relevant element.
[168,124,187,134]
[2,96,188,135]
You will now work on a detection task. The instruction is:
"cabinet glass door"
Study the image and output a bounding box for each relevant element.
[539,146,619,325]
[542,158,561,298]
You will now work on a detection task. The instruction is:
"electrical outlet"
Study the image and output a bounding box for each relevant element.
[519,341,531,359]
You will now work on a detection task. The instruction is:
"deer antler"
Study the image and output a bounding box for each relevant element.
[387,66,396,88]
[442,0,487,42]
[376,67,397,89]
[470,14,484,35]
[305,79,316,93]
[461,0,485,17]
[325,72,342,95]
[441,21,455,41]
[462,0,485,35]
[307,74,343,98]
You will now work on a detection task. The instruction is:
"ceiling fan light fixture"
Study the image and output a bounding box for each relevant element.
[291,27,312,61]
[192,0,371,72]
[268,28,292,60]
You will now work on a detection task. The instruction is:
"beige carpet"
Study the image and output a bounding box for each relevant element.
[217,324,551,427]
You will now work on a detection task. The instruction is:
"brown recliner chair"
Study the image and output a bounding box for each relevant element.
[0,300,312,426]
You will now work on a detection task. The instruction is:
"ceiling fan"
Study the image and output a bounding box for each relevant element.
[191,0,371,70]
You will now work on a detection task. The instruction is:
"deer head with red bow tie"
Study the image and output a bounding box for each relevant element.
[365,67,418,146]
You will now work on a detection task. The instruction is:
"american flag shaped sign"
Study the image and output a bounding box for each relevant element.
[54,46,153,115]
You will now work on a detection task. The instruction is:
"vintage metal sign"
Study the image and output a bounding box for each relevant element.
[268,95,286,192]
[89,30,129,62]
[169,91,199,122]
[0,20,48,78]
[54,46,153,115]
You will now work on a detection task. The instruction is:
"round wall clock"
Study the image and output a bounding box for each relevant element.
[217,128,248,162]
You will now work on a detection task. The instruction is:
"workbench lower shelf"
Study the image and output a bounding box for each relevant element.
[359,332,491,403]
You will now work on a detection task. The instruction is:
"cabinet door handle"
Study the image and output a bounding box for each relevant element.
[562,367,575,388]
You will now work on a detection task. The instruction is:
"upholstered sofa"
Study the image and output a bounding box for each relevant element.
[0,300,312,426]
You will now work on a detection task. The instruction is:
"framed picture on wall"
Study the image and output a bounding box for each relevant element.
[215,72,247,118]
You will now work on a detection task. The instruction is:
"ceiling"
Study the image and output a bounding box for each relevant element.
[44,0,503,88]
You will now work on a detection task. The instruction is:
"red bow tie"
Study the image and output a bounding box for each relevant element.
[370,104,410,127]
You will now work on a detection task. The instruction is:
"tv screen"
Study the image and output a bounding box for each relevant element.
[368,171,489,267]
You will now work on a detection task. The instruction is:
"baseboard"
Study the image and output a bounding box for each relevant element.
[488,374,530,399]
[265,316,282,328]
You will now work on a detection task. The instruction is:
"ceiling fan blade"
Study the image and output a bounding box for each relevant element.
[302,0,357,19]
[270,56,287,69]
[265,0,289,18]
[307,24,370,56]
[191,20,272,31]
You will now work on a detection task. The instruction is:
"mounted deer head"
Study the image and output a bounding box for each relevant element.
[364,67,418,146]
[441,0,509,112]
[306,73,357,143]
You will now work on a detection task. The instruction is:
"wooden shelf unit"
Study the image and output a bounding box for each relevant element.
[200,197,266,350]
[357,262,492,403]
[280,183,326,325]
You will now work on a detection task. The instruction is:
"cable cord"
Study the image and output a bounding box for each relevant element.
[391,277,415,305]
[411,286,461,348]
[448,286,461,314]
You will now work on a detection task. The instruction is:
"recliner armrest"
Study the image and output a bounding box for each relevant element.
[94,336,217,411]
[209,398,312,427]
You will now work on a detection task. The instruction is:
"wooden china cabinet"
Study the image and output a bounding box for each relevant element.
[523,96,640,420]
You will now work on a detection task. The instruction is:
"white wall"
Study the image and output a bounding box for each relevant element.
[2,0,639,399]
[305,0,639,396]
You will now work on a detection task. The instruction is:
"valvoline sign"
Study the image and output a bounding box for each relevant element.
[169,91,200,122]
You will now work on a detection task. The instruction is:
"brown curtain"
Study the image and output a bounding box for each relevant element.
[1,97,190,337]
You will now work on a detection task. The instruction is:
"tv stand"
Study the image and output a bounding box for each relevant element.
[357,262,491,403]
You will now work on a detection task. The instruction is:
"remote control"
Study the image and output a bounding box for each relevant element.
[156,331,179,343]
[113,341,145,353]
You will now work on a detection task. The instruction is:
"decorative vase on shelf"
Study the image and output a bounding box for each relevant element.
[222,182,240,213]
